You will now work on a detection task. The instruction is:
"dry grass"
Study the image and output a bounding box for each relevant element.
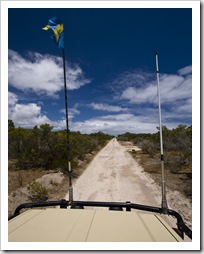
[8,169,52,194]
[8,150,99,217]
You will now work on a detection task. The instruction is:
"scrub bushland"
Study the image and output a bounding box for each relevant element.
[117,125,192,198]
[8,120,113,173]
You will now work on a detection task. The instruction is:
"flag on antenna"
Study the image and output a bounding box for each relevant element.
[43,17,64,49]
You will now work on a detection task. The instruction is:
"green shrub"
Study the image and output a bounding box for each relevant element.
[27,181,48,202]
[8,121,113,171]
[138,140,158,157]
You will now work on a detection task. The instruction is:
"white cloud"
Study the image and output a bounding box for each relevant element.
[100,113,134,121]
[171,98,192,115]
[117,68,191,117]
[112,71,154,90]
[8,63,192,135]
[68,63,91,90]
[178,65,192,76]
[121,84,157,104]
[8,92,74,130]
[8,50,91,97]
[71,113,160,135]
[159,74,191,104]
[8,91,18,107]
[8,92,50,128]
[9,103,51,128]
[60,104,80,120]
[89,102,129,112]
[120,73,191,105]
[8,91,190,135]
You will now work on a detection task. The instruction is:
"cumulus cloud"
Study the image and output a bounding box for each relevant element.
[8,62,192,135]
[159,74,191,104]
[8,50,91,97]
[8,90,190,135]
[121,84,157,104]
[89,102,129,112]
[8,92,51,128]
[115,67,191,115]
[8,91,78,130]
[70,102,191,135]
[119,73,191,105]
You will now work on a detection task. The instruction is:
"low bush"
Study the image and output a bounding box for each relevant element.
[27,181,48,202]
[118,125,192,172]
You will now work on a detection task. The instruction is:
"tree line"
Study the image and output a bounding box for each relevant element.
[9,120,192,174]
[8,120,113,172]
[117,124,192,173]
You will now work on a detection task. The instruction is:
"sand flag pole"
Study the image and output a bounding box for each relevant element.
[155,52,168,213]
[43,17,73,203]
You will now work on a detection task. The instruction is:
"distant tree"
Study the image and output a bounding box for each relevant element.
[8,119,15,129]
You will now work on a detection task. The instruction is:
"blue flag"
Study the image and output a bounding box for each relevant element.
[43,17,64,49]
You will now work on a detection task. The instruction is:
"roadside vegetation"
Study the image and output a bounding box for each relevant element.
[8,120,192,216]
[8,119,113,207]
[8,120,113,173]
[117,124,192,198]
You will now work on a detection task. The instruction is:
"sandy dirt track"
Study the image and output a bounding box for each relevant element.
[68,138,162,206]
[65,138,192,240]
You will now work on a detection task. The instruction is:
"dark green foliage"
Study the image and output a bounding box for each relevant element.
[8,120,15,129]
[8,120,113,171]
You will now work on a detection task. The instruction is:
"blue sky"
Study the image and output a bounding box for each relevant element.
[8,6,193,135]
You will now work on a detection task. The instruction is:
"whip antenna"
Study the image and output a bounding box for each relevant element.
[155,52,168,213]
